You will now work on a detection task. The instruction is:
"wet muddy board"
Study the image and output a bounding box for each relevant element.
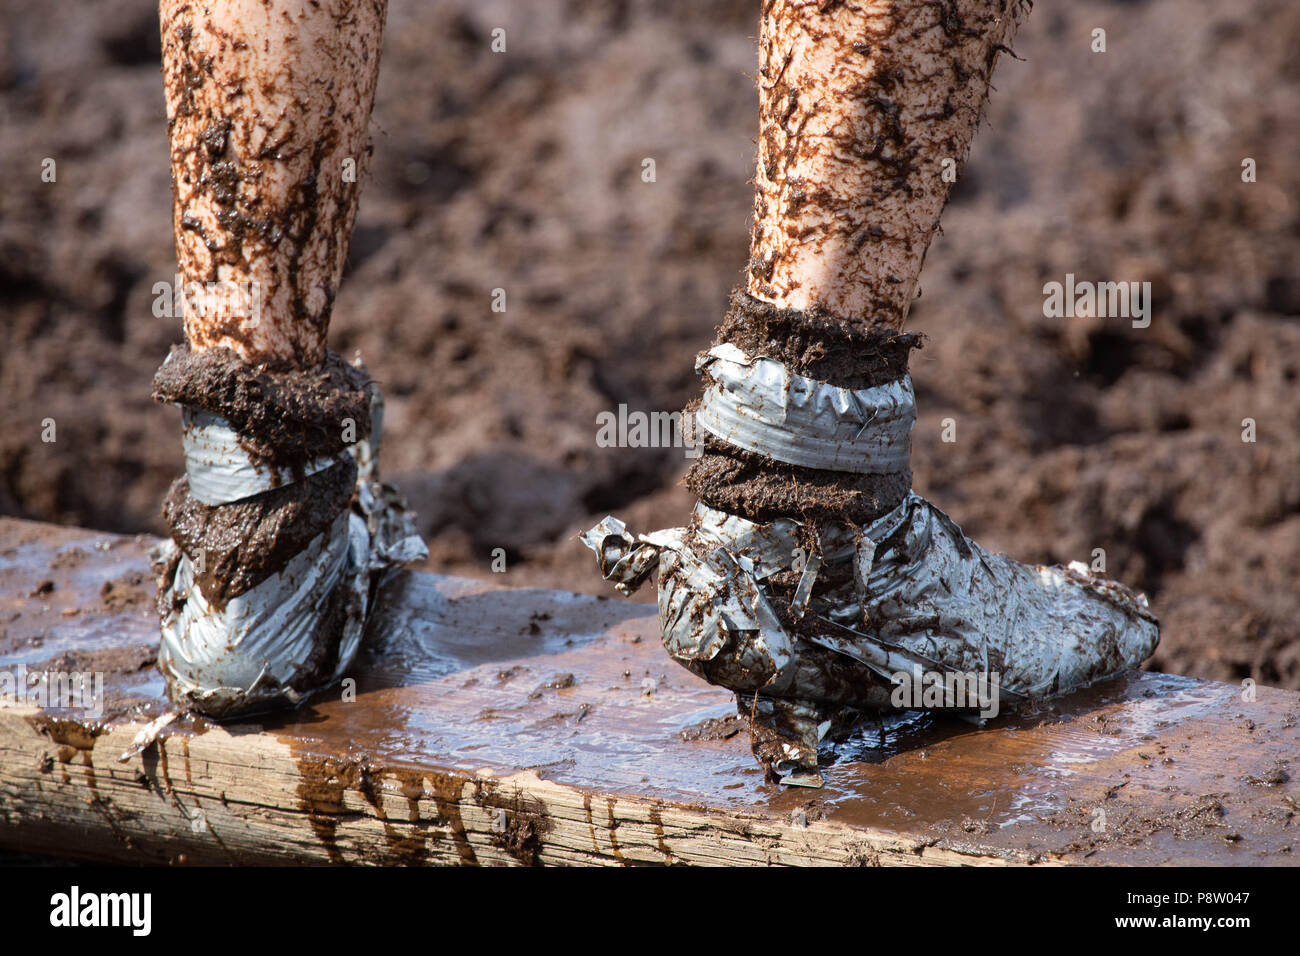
[1,517,1297,867]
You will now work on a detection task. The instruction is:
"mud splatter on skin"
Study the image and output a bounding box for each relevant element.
[159,0,387,367]
[748,0,1027,326]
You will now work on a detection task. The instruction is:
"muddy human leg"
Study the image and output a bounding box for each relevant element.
[159,0,387,367]
[584,0,1158,786]
[693,0,1029,526]
[149,0,424,721]
[747,0,1024,325]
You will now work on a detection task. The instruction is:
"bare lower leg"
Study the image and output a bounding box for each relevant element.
[748,0,1025,327]
[690,0,1026,524]
[159,0,387,367]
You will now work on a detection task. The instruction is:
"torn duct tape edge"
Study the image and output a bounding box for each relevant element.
[694,343,916,474]
[153,382,427,722]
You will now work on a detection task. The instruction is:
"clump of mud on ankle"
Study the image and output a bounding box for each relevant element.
[686,435,912,525]
[152,344,372,477]
[161,457,357,610]
[686,291,921,524]
[716,291,922,387]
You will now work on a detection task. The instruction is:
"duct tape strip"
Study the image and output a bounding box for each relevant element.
[156,382,427,718]
[694,343,915,474]
[181,407,341,506]
[583,493,1158,728]
[352,385,429,569]
[586,519,798,683]
[156,509,367,717]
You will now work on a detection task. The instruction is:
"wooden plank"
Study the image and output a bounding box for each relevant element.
[1,516,1297,866]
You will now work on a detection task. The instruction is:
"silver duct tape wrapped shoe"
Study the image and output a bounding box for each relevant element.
[582,338,1159,786]
[152,349,427,720]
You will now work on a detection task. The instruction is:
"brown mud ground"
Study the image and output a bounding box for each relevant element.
[2,1,1299,687]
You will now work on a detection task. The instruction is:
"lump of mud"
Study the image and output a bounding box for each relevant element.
[153,344,372,474]
[161,458,357,609]
[716,290,923,388]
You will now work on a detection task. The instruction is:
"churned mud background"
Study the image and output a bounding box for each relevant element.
[2,0,1298,687]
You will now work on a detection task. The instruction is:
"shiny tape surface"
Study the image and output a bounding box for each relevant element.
[157,383,428,716]
[694,343,915,473]
[582,493,1158,707]
[180,407,341,506]
[156,511,367,714]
